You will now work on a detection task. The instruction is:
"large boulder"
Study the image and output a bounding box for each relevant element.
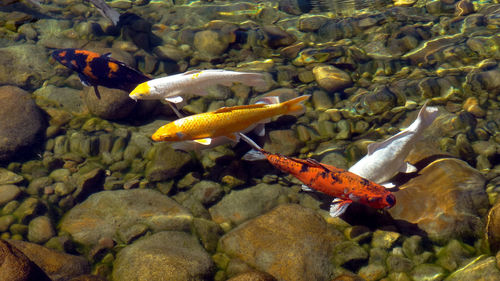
[112,231,215,281]
[59,189,193,249]
[0,86,46,162]
[389,158,487,244]
[218,204,345,281]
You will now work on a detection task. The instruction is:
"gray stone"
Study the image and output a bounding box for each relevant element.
[82,87,136,120]
[112,231,215,281]
[332,241,369,266]
[0,169,24,185]
[0,185,21,206]
[411,264,446,281]
[371,230,401,249]
[33,85,84,114]
[263,130,301,155]
[0,86,46,162]
[436,239,475,272]
[0,215,15,232]
[145,143,193,182]
[209,183,289,226]
[59,189,192,248]
[27,177,53,196]
[445,256,500,281]
[0,45,54,89]
[12,198,42,224]
[190,181,224,206]
[27,216,55,244]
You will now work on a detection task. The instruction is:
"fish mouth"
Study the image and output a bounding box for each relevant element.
[129,95,138,102]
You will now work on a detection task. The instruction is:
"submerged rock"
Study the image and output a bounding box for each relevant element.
[59,189,193,249]
[445,256,500,281]
[7,239,90,281]
[0,239,51,281]
[82,87,136,120]
[112,231,215,281]
[0,86,45,162]
[389,158,487,243]
[0,44,54,89]
[208,183,289,226]
[218,204,345,281]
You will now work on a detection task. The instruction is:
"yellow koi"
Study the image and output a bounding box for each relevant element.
[152,95,310,145]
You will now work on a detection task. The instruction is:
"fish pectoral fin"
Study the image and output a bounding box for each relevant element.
[193,138,212,145]
[301,185,314,192]
[400,162,417,173]
[78,73,91,87]
[381,182,397,189]
[165,96,184,103]
[329,198,352,217]
[224,133,240,142]
[254,123,266,136]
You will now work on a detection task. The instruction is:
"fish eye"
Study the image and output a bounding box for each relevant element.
[385,194,396,207]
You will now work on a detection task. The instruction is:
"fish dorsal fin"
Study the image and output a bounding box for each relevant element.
[213,103,267,113]
[103,52,112,58]
[292,158,333,172]
[366,130,413,155]
[183,70,203,75]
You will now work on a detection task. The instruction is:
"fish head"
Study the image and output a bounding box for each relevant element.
[151,122,185,142]
[366,192,396,209]
[52,49,79,71]
[129,82,152,101]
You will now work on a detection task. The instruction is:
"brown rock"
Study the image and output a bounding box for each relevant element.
[8,239,90,281]
[312,65,353,92]
[219,204,345,281]
[0,239,51,281]
[82,87,136,120]
[69,275,107,281]
[227,271,277,281]
[486,201,500,253]
[389,158,487,244]
[0,86,45,162]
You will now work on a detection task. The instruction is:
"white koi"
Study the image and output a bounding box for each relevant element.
[348,101,439,189]
[129,69,267,104]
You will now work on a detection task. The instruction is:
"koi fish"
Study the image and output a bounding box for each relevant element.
[240,133,396,217]
[348,101,439,189]
[52,48,150,99]
[152,95,310,145]
[129,69,267,104]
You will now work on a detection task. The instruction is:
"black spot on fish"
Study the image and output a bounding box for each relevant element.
[300,164,309,173]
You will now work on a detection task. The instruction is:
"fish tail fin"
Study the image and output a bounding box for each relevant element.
[242,149,267,161]
[412,100,439,131]
[282,95,311,116]
[239,133,262,150]
[239,72,267,88]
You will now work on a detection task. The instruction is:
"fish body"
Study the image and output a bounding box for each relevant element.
[240,133,395,217]
[52,48,150,98]
[348,102,439,188]
[129,69,267,104]
[152,95,309,145]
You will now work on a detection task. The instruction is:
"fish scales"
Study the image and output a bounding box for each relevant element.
[265,154,383,199]
[173,103,287,139]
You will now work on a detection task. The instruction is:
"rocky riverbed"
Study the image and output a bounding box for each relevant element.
[0,0,499,280]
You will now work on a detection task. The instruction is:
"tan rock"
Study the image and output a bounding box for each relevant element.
[389,158,487,243]
[312,65,353,92]
[218,204,345,281]
[0,239,52,281]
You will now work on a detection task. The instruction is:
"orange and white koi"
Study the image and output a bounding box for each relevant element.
[129,69,267,104]
[152,95,310,145]
[240,133,396,217]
